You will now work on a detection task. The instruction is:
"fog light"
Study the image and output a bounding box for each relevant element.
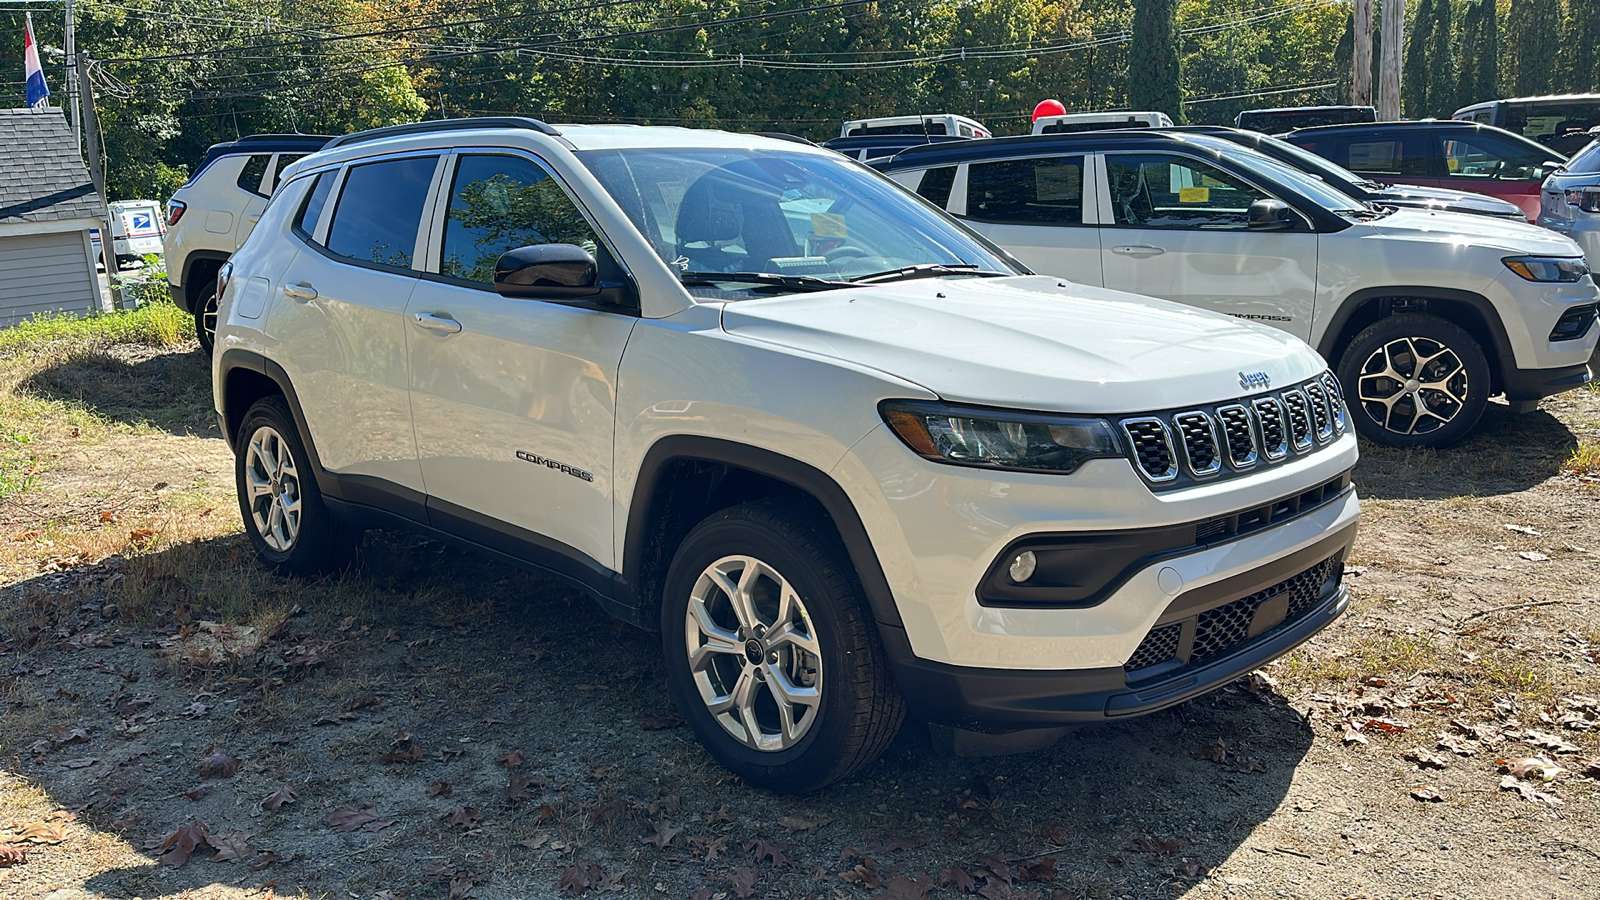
[1008,550,1037,583]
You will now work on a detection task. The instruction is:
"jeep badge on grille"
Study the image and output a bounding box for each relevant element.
[1238,371,1271,391]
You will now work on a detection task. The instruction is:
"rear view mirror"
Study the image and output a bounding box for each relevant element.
[1247,198,1297,231]
[493,244,636,307]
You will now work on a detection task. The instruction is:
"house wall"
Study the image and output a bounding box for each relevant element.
[0,224,103,326]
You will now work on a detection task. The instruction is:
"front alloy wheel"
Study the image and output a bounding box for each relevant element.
[660,500,903,792]
[685,555,823,752]
[243,425,303,552]
[1337,312,1490,448]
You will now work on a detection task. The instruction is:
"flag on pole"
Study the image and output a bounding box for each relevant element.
[24,12,51,109]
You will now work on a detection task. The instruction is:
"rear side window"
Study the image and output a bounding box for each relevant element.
[325,156,438,269]
[1440,132,1558,181]
[966,156,1084,225]
[267,154,309,193]
[293,171,334,240]
[236,154,271,195]
[913,167,956,208]
[440,154,600,285]
[1567,140,1600,175]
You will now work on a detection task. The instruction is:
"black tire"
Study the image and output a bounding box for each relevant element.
[1336,312,1491,448]
[194,277,218,355]
[660,499,904,793]
[234,396,354,576]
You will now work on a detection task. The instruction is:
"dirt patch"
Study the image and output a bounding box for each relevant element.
[2,342,1599,900]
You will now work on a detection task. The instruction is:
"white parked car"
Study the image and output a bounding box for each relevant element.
[841,114,991,138]
[877,130,1599,447]
[214,118,1359,791]
[163,133,331,351]
[1538,137,1600,265]
[1032,111,1173,135]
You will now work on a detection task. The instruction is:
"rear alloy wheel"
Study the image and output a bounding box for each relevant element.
[661,500,903,793]
[234,396,354,575]
[1336,312,1490,448]
[194,276,218,355]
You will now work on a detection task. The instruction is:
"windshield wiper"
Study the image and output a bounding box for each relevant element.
[848,263,1008,284]
[680,271,851,292]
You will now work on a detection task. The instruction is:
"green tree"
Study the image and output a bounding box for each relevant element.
[1425,0,1455,115]
[1508,0,1563,96]
[1403,0,1437,118]
[1456,0,1499,107]
[1566,0,1600,92]
[1128,0,1183,122]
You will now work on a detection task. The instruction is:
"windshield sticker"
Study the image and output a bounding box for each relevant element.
[1178,186,1211,203]
[810,212,848,238]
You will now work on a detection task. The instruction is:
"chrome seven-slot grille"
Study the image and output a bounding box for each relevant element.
[1119,373,1347,488]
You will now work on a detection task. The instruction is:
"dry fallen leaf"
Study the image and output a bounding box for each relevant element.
[1404,748,1450,770]
[746,837,794,868]
[1128,836,1181,856]
[15,821,68,845]
[877,873,932,899]
[261,783,298,811]
[0,843,26,867]
[1410,785,1443,802]
[327,802,396,833]
[1518,551,1550,562]
[210,830,254,863]
[199,747,239,778]
[777,814,828,832]
[497,749,526,769]
[443,806,482,829]
[730,865,758,899]
[427,780,453,798]
[558,858,605,894]
[1500,774,1563,805]
[640,820,682,849]
[156,820,213,867]
[1499,756,1565,781]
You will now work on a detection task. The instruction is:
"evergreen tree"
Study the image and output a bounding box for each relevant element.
[1128,0,1184,123]
[1566,0,1600,92]
[1425,0,1455,115]
[1509,0,1562,96]
[1403,0,1437,117]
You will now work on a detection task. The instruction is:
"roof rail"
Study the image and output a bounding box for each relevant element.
[752,132,820,147]
[324,117,562,149]
[233,133,335,144]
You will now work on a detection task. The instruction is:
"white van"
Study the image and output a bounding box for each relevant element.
[1031,111,1173,135]
[841,114,991,138]
[91,199,168,265]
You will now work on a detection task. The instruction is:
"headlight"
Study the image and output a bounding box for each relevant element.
[880,400,1122,474]
[1503,256,1589,283]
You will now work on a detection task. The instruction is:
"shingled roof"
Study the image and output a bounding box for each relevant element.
[0,107,104,226]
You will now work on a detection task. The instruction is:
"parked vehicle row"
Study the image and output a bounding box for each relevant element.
[1455,93,1600,155]
[874,129,1597,448]
[1538,138,1600,264]
[211,118,1364,792]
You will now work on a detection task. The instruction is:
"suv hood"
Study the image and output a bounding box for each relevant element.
[1365,207,1584,256]
[1372,183,1524,218]
[719,275,1325,414]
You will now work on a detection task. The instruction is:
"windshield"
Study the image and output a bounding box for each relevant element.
[1219,144,1374,213]
[1248,135,1369,190]
[1565,139,1600,175]
[578,147,1021,299]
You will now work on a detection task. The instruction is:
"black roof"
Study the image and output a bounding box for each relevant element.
[874,129,1227,169]
[0,107,104,226]
[188,133,335,183]
[1285,119,1496,137]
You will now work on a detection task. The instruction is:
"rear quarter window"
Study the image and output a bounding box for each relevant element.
[236,154,271,196]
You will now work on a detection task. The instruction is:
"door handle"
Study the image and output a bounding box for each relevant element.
[411,312,462,335]
[1111,245,1166,257]
[281,281,317,301]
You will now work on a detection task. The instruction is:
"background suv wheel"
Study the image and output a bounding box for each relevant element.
[194,276,218,355]
[234,396,354,575]
[1336,312,1490,448]
[661,500,904,793]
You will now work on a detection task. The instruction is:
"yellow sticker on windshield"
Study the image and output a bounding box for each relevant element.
[1178,186,1210,203]
[811,212,848,238]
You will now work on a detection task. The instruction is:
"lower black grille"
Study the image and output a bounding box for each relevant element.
[1123,555,1341,675]
[1125,623,1182,672]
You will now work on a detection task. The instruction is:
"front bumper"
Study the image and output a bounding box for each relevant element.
[882,519,1356,729]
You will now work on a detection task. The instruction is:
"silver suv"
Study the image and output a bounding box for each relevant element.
[214,118,1360,790]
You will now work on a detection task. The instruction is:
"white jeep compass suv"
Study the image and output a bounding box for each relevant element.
[213,118,1360,791]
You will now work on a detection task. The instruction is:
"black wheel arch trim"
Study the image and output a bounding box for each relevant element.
[1317,286,1515,386]
[175,250,232,313]
[625,436,903,629]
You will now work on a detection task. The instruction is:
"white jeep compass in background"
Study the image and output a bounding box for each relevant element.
[213,119,1360,791]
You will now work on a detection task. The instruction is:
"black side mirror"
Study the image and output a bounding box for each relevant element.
[1246,198,1297,231]
[492,244,639,308]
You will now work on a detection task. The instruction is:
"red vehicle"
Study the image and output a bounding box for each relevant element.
[1284,120,1567,222]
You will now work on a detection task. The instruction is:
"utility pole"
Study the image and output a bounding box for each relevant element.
[1378,0,1404,119]
[65,0,78,146]
[75,52,122,311]
[1352,0,1373,106]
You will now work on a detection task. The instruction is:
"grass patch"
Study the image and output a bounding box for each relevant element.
[0,301,190,358]
[1569,442,1600,477]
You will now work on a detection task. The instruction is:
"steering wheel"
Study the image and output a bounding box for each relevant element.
[824,244,870,262]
